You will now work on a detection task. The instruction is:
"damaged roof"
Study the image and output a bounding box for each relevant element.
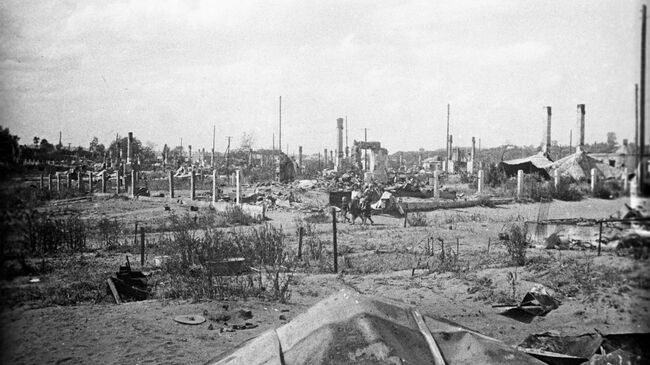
[206,290,545,364]
[499,152,554,178]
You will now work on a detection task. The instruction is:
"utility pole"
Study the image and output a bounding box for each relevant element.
[639,4,647,191]
[634,84,639,166]
[278,96,282,158]
[445,104,450,170]
[211,125,216,169]
[225,136,232,174]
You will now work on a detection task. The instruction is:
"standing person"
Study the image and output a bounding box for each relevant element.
[349,195,361,224]
[340,196,351,223]
[360,197,374,225]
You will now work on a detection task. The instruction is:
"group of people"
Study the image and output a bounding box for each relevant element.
[339,191,374,225]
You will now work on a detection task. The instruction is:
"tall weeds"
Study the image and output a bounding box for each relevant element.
[156,215,293,302]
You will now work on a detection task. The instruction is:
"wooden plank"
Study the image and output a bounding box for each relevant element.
[412,309,446,365]
[106,278,122,304]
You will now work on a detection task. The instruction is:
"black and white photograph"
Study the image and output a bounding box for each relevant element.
[1,1,649,364]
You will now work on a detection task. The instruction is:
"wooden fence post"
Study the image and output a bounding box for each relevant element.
[331,208,338,273]
[516,170,524,200]
[212,169,217,204]
[190,169,196,200]
[298,227,303,259]
[131,172,136,198]
[101,171,107,193]
[168,170,174,198]
[140,227,145,266]
[78,171,84,192]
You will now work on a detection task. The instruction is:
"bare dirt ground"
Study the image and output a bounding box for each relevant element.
[1,195,649,364]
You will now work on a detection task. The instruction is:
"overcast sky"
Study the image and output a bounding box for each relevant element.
[0,0,645,155]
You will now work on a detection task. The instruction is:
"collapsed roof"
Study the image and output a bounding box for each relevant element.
[207,290,545,364]
[549,150,623,180]
[499,152,553,178]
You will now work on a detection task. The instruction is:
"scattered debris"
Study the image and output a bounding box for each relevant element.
[518,331,650,365]
[231,323,257,330]
[153,255,171,267]
[494,285,560,323]
[106,257,150,303]
[208,257,249,276]
[238,309,253,319]
[173,315,206,325]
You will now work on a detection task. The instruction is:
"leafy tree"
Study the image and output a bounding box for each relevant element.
[0,126,20,163]
[40,139,55,152]
[33,136,40,146]
[89,137,105,159]
[108,136,142,161]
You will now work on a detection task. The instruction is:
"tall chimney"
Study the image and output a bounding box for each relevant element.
[324,148,328,167]
[330,150,333,167]
[127,132,133,164]
[448,135,453,160]
[471,137,476,160]
[188,145,192,164]
[543,107,552,154]
[336,118,344,170]
[116,140,121,168]
[298,146,303,171]
[577,104,586,151]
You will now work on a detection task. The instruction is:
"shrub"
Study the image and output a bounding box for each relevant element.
[503,224,528,266]
[222,204,259,226]
[592,179,624,199]
[551,177,583,201]
[407,212,428,227]
[96,218,122,249]
[485,164,509,187]
[25,212,87,256]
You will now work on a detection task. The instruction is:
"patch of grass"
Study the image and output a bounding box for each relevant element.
[407,212,429,227]
[342,251,422,274]
[304,211,329,224]
[525,253,628,302]
[0,255,113,308]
